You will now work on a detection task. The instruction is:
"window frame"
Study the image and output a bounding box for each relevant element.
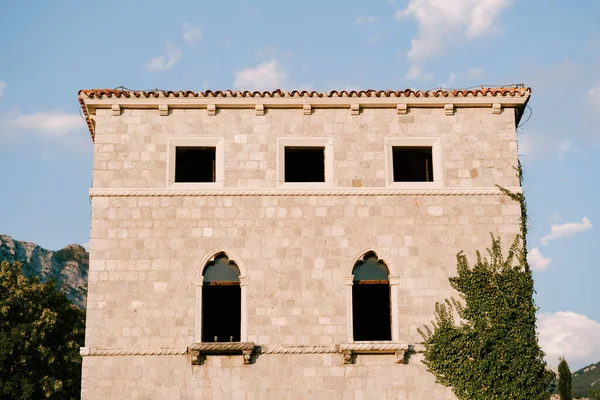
[384,137,443,189]
[194,250,248,344]
[346,250,400,343]
[277,137,334,188]
[167,137,224,188]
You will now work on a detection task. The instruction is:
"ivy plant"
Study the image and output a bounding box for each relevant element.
[418,163,554,399]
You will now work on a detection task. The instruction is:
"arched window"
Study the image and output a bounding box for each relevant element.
[202,253,241,342]
[352,252,391,341]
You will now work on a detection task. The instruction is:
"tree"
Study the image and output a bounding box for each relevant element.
[558,358,572,400]
[0,260,85,399]
[589,389,600,400]
[418,235,554,400]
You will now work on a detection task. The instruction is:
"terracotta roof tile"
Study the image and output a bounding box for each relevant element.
[79,87,531,141]
[79,87,530,99]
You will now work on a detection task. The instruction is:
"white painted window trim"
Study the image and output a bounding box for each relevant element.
[345,275,400,342]
[276,137,334,189]
[194,250,248,343]
[384,137,443,189]
[167,137,224,188]
[193,276,248,344]
[347,248,400,342]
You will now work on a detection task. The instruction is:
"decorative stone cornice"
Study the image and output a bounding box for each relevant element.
[79,87,531,141]
[89,187,522,197]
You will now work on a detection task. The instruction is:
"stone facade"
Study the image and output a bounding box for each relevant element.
[79,88,529,399]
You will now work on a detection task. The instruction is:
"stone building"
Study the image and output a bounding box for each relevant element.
[78,87,529,399]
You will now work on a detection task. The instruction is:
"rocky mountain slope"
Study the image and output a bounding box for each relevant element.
[0,234,88,309]
[573,361,600,398]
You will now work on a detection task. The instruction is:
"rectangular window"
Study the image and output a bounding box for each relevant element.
[392,147,434,182]
[202,285,241,342]
[284,147,325,182]
[175,147,216,183]
[352,283,392,341]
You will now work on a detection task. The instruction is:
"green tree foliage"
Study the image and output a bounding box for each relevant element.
[558,358,572,400]
[0,260,85,399]
[417,235,555,399]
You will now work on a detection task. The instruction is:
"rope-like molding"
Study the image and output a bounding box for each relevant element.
[339,342,409,352]
[258,345,339,354]
[80,346,188,356]
[80,344,414,357]
[89,187,522,197]
[190,342,255,352]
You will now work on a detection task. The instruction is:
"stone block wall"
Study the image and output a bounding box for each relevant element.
[81,103,522,399]
[90,107,520,189]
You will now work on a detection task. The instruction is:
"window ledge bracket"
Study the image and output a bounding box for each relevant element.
[340,342,410,364]
[190,342,255,365]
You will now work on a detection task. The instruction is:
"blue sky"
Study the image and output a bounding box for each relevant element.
[0,0,599,369]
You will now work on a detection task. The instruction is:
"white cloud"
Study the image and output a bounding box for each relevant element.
[396,0,512,78]
[354,15,379,24]
[233,60,287,91]
[538,311,600,369]
[589,82,600,106]
[0,81,6,99]
[182,22,202,43]
[405,65,434,81]
[518,132,575,159]
[16,113,83,136]
[541,217,593,245]
[145,43,182,70]
[528,247,551,272]
[0,110,84,139]
[397,0,513,61]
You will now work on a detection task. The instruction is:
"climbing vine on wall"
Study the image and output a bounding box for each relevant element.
[417,161,555,400]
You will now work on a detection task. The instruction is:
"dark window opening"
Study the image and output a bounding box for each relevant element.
[175,147,216,183]
[352,252,392,341]
[284,147,325,182]
[202,254,241,342]
[392,147,433,182]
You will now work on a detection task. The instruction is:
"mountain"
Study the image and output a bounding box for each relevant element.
[573,361,600,399]
[0,234,88,309]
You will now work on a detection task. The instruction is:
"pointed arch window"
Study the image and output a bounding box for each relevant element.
[352,252,392,341]
[201,253,241,342]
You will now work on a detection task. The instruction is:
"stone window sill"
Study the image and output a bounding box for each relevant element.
[340,342,410,364]
[189,342,255,365]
